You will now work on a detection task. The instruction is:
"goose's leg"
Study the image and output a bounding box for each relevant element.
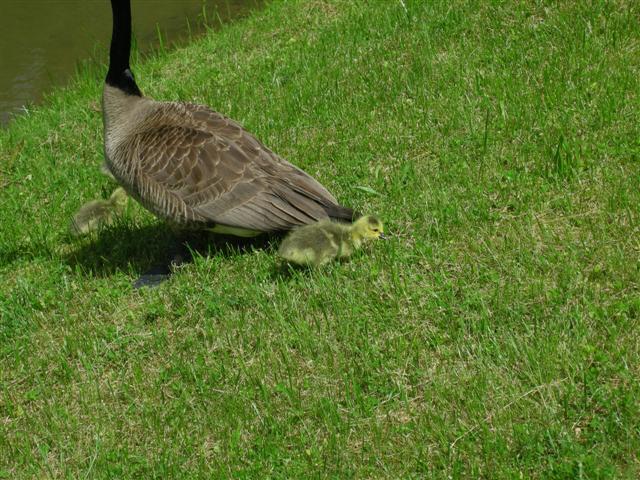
[133,235,193,288]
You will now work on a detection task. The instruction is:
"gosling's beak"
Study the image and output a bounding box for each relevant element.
[379,233,388,240]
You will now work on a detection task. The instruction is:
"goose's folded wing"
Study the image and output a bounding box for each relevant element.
[130,118,339,231]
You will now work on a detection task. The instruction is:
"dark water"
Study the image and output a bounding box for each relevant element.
[0,0,259,126]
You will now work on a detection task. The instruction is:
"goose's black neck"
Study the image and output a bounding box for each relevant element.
[106,0,142,96]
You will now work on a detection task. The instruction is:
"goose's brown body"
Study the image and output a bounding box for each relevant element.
[103,85,350,235]
[103,0,351,236]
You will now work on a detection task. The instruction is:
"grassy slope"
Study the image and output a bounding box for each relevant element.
[1,0,639,477]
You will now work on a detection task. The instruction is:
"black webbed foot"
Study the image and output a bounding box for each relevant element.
[133,241,192,288]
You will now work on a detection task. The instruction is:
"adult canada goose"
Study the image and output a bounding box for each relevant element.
[103,0,353,243]
[278,215,385,267]
[69,187,128,236]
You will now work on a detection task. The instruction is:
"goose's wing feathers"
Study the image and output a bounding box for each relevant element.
[131,106,343,231]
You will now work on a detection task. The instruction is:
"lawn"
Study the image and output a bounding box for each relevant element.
[1,0,639,477]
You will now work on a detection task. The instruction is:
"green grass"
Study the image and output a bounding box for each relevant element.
[1,0,639,477]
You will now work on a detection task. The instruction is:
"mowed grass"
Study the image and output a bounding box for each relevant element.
[1,0,639,477]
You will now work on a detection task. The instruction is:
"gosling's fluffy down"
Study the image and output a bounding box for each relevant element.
[69,187,128,236]
[278,215,384,267]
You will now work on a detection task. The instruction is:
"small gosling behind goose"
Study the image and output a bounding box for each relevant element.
[278,215,385,267]
[70,187,128,236]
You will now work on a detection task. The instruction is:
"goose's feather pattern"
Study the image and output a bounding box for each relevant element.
[108,101,351,232]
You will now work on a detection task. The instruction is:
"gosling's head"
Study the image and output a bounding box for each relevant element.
[352,215,385,241]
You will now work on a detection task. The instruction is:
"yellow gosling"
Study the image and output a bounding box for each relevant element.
[69,187,128,236]
[278,215,385,267]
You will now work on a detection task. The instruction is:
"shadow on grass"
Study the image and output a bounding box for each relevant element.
[269,260,315,281]
[64,222,281,283]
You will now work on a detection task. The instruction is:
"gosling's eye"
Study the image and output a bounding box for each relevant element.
[372,228,379,232]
